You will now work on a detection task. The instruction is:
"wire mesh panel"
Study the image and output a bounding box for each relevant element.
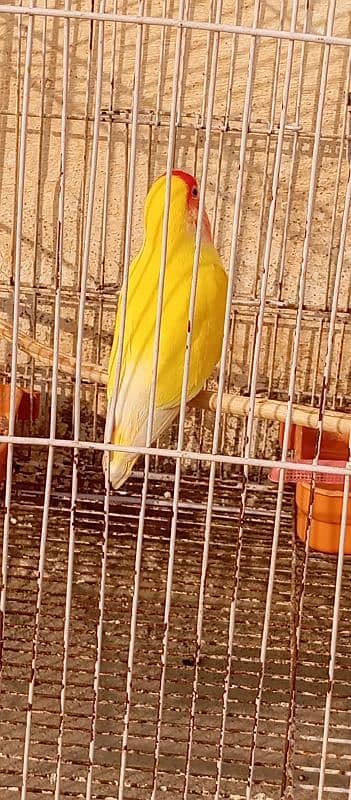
[0,1,351,799]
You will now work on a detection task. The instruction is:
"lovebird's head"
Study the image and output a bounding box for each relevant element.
[143,170,212,246]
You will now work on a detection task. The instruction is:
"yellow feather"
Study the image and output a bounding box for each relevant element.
[104,172,228,489]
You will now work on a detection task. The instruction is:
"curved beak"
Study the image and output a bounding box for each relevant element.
[201,207,212,242]
[189,198,213,243]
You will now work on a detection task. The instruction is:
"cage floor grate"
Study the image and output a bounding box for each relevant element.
[1,470,351,799]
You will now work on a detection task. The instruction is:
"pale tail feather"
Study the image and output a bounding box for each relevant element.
[103,360,180,490]
[103,404,179,490]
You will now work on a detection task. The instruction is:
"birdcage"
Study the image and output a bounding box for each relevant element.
[1,1,351,798]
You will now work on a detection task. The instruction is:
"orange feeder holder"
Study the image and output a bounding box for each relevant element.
[269,423,351,555]
[0,385,40,483]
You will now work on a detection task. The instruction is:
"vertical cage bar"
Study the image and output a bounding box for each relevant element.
[142,0,173,283]
[317,468,351,800]
[210,7,240,471]
[265,0,310,406]
[84,16,120,789]
[103,1,145,449]
[244,0,287,472]
[10,0,24,285]
[324,59,351,304]
[92,5,119,443]
[251,0,287,299]
[195,0,229,469]
[117,2,188,795]
[54,5,105,797]
[282,96,351,794]
[187,0,268,795]
[100,33,146,778]
[198,0,216,128]
[154,0,168,126]
[216,1,301,795]
[175,0,190,127]
[77,0,96,291]
[31,0,47,291]
[0,0,36,678]
[315,163,351,800]
[93,4,146,799]
[20,3,70,796]
[246,1,337,795]
[150,2,224,796]
[186,0,220,472]
[27,0,47,432]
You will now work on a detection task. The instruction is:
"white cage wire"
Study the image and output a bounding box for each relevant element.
[1,1,351,799]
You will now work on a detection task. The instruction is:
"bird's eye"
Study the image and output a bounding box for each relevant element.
[191,185,198,199]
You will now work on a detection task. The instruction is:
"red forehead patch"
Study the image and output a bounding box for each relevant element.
[171,170,197,191]
[160,169,197,193]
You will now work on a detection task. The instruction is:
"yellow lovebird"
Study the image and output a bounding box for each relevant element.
[103,170,228,489]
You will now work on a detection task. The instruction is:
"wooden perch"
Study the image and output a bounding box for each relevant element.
[191,392,351,439]
[0,322,105,384]
[1,320,351,439]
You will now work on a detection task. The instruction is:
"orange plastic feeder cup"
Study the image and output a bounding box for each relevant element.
[295,481,351,555]
[275,423,351,555]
